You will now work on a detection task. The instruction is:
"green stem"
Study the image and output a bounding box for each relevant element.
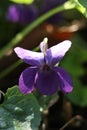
[0,60,22,79]
[0,1,75,58]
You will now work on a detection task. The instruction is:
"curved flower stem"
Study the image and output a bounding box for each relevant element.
[0,1,76,58]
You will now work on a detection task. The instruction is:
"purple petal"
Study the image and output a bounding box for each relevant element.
[35,68,59,95]
[19,5,38,25]
[14,47,44,66]
[6,4,20,22]
[46,40,72,65]
[19,67,38,94]
[40,41,44,52]
[54,67,73,93]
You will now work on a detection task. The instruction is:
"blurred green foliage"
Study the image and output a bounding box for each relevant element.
[10,0,34,5]
[61,34,87,106]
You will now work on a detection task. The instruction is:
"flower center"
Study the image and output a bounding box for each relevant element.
[42,64,50,71]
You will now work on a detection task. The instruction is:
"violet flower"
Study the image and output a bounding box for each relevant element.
[14,38,73,95]
[6,4,38,24]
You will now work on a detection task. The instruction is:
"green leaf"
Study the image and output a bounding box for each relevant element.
[74,0,87,17]
[10,0,34,5]
[34,91,59,111]
[0,86,41,130]
[66,79,87,107]
[39,94,59,110]
[78,0,87,9]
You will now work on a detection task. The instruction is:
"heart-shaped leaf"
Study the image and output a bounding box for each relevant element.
[0,86,41,130]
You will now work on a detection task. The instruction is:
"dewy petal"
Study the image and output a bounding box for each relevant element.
[46,40,72,65]
[14,47,44,66]
[54,67,73,93]
[35,68,59,95]
[19,67,38,94]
